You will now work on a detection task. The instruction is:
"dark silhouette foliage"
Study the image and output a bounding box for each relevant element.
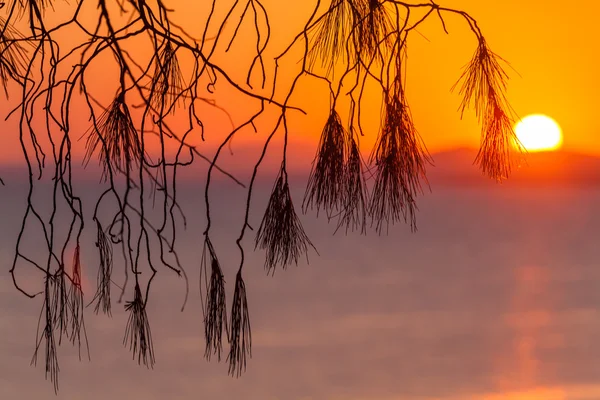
[256,164,315,274]
[227,270,251,377]
[304,109,349,217]
[0,0,523,392]
[201,236,227,361]
[124,283,155,369]
[90,220,114,316]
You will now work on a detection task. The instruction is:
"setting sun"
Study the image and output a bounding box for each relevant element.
[515,114,563,152]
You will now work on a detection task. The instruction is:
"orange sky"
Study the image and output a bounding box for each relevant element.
[0,1,598,166]
[281,0,600,155]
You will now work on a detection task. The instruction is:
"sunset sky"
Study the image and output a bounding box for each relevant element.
[395,0,599,154]
[275,0,599,155]
[1,0,598,166]
[168,0,600,158]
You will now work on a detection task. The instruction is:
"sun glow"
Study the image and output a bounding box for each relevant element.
[515,114,563,152]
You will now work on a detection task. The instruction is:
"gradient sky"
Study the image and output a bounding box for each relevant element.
[279,0,600,154]
[166,0,600,156]
[1,0,598,167]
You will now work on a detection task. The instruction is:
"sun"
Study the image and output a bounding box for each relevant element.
[515,114,563,152]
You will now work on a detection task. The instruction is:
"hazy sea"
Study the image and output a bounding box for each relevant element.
[2,174,600,400]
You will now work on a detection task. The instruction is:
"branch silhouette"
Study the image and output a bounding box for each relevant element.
[0,0,523,391]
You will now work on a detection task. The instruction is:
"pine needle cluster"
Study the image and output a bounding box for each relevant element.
[453,38,523,180]
[308,0,392,75]
[304,109,368,232]
[0,17,29,94]
[67,245,88,358]
[32,289,60,394]
[369,84,431,234]
[90,220,113,316]
[150,41,184,113]
[201,236,227,361]
[351,0,392,63]
[33,259,90,393]
[124,283,155,368]
[227,270,251,377]
[256,164,314,274]
[84,93,143,179]
[307,0,354,75]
